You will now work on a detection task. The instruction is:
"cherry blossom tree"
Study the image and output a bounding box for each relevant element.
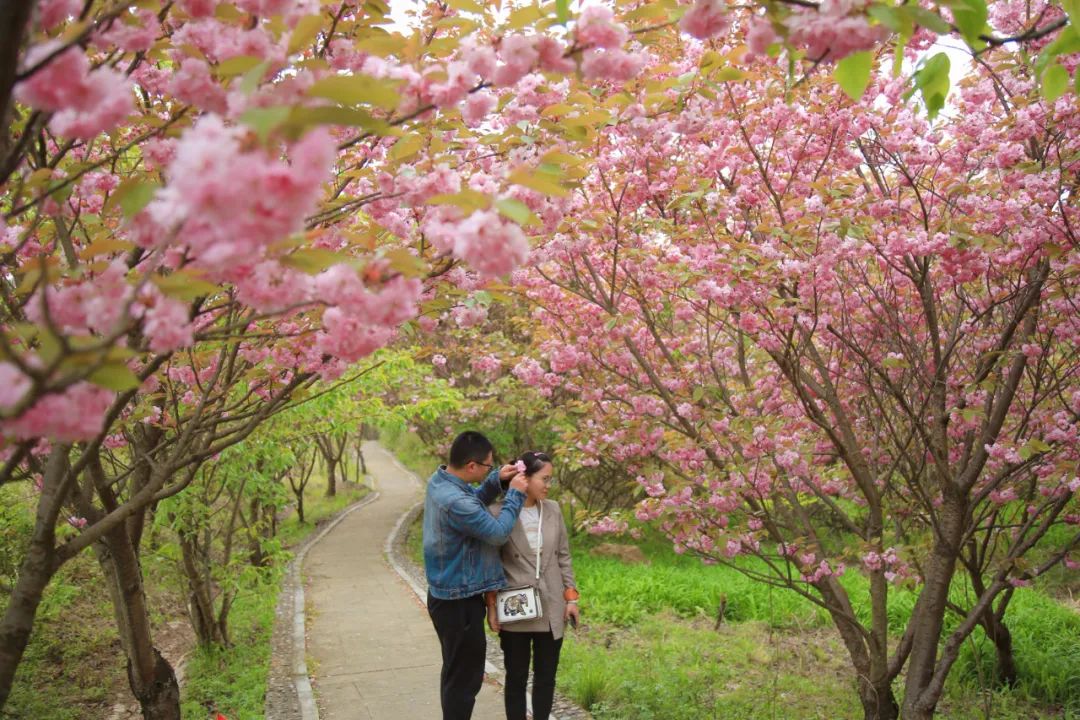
[513,18,1079,720]
[2,0,1077,716]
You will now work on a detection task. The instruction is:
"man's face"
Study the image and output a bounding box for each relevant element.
[463,452,494,484]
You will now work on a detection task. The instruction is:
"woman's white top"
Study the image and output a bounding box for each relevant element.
[520,505,541,550]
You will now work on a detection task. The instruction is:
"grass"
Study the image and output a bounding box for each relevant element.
[561,531,1080,719]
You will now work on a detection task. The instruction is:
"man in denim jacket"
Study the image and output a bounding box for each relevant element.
[424,431,527,720]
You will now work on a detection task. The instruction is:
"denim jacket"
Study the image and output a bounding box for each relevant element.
[423,465,525,600]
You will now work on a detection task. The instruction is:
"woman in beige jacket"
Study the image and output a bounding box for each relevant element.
[486,451,579,720]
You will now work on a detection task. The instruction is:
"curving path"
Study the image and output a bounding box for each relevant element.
[304,442,505,719]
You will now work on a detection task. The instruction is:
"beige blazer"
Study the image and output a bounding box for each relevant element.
[491,499,577,640]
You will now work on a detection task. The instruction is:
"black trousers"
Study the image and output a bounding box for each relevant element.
[499,630,564,720]
[427,592,488,720]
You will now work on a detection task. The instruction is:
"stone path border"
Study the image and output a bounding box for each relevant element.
[265,490,380,720]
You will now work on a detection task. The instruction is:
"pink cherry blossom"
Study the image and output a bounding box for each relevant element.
[0,364,31,410]
[427,209,530,277]
[576,6,630,49]
[461,90,498,126]
[15,43,134,139]
[39,0,82,29]
[680,0,732,40]
[141,294,195,353]
[2,383,114,442]
[581,49,648,81]
[148,116,335,270]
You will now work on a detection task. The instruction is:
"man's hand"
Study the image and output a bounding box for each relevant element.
[508,472,527,494]
[487,605,501,633]
[498,464,518,480]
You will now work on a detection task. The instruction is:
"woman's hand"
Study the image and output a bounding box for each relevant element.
[564,602,580,628]
[487,605,501,633]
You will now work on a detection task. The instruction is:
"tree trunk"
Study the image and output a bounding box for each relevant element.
[296,490,305,523]
[901,494,966,720]
[819,577,900,720]
[0,527,59,710]
[178,530,223,647]
[325,457,337,497]
[95,523,180,720]
[983,611,1018,687]
[0,447,69,711]
[248,498,268,567]
[856,680,900,720]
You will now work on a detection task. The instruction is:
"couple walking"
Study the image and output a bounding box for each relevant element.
[423,431,580,720]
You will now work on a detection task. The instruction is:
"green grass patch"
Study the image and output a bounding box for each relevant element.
[180,570,281,719]
[378,424,440,479]
[562,532,1080,719]
[559,612,1070,720]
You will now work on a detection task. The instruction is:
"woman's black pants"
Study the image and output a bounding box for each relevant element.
[499,630,564,720]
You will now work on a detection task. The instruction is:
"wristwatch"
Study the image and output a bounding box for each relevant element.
[563,587,580,602]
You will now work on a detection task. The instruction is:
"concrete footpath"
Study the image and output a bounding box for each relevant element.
[304,442,505,719]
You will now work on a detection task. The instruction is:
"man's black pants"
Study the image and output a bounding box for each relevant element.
[427,592,487,720]
[500,630,564,720]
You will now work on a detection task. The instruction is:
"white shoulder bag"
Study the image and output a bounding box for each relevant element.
[495,504,544,624]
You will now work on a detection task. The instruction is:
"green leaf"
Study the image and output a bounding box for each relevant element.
[1018,438,1052,460]
[1063,0,1080,23]
[834,51,874,101]
[153,271,218,301]
[914,52,950,119]
[215,55,265,78]
[444,0,485,12]
[867,5,912,35]
[507,168,569,197]
[381,248,426,277]
[239,106,291,141]
[389,133,424,162]
[908,7,951,34]
[948,0,988,46]
[714,67,746,82]
[1041,63,1070,102]
[495,198,540,226]
[280,248,356,274]
[238,59,271,95]
[288,14,324,55]
[285,105,395,134]
[507,3,542,29]
[109,179,159,219]
[88,362,140,392]
[425,189,491,213]
[555,0,570,24]
[308,74,401,111]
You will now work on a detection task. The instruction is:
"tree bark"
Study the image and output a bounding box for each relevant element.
[0,0,35,179]
[95,521,180,719]
[900,492,966,719]
[178,529,223,647]
[983,611,1018,687]
[0,447,69,711]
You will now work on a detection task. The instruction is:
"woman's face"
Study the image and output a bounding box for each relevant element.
[526,461,554,504]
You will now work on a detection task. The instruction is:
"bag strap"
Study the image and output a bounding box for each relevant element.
[534,503,543,582]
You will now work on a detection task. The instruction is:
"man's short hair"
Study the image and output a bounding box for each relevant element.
[449,431,494,468]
